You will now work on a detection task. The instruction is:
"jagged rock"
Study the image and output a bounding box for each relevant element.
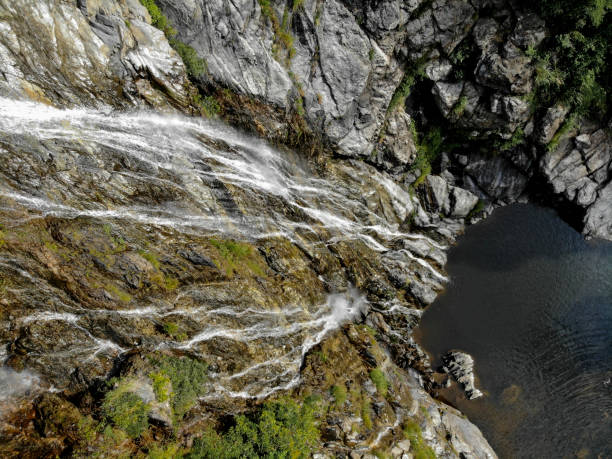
[432,82,464,118]
[509,13,546,50]
[584,181,612,241]
[441,351,483,400]
[425,175,451,214]
[374,108,418,170]
[424,58,453,81]
[537,105,570,145]
[158,0,402,159]
[0,0,193,109]
[464,153,528,203]
[449,186,479,218]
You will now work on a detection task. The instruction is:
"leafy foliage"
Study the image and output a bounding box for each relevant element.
[102,382,151,438]
[369,368,388,397]
[331,384,347,406]
[149,355,208,419]
[188,399,319,459]
[169,39,207,78]
[403,420,436,459]
[411,126,444,187]
[522,0,610,118]
[139,0,176,37]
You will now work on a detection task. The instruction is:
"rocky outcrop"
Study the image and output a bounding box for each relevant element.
[0,0,609,457]
[441,351,483,400]
[150,0,611,240]
[0,0,195,110]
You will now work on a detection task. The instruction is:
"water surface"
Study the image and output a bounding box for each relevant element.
[416,204,612,458]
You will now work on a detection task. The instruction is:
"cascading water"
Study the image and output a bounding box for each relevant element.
[0,97,445,401]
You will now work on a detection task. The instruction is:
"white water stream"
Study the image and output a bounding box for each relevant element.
[0,97,445,400]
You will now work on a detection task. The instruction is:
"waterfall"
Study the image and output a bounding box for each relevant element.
[0,97,445,398]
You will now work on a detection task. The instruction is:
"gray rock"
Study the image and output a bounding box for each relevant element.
[432,81,463,117]
[537,105,570,145]
[441,351,483,400]
[509,13,546,50]
[464,153,528,203]
[425,175,451,214]
[374,108,418,169]
[583,181,612,241]
[424,59,453,81]
[449,186,479,218]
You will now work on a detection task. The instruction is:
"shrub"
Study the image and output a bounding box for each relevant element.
[403,420,436,459]
[139,0,176,37]
[331,385,347,406]
[149,355,208,418]
[188,399,319,459]
[520,0,610,118]
[102,382,150,438]
[452,95,468,117]
[150,371,171,403]
[170,39,207,78]
[369,368,388,397]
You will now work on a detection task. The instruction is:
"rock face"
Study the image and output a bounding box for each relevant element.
[152,0,610,240]
[441,351,483,400]
[157,0,406,159]
[0,0,195,109]
[0,0,610,457]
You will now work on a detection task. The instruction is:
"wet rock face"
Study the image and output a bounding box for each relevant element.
[441,351,483,400]
[0,0,194,109]
[157,0,405,159]
[150,0,611,240]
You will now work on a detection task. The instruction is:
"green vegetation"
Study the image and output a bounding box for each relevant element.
[466,199,485,220]
[369,368,388,397]
[151,272,180,292]
[188,399,319,459]
[106,283,133,303]
[44,240,59,252]
[411,126,444,187]
[452,95,468,117]
[147,443,183,459]
[139,0,176,37]
[139,249,161,269]
[102,381,151,438]
[75,416,130,458]
[192,92,220,117]
[522,0,610,118]
[388,59,427,113]
[547,114,576,151]
[161,321,187,340]
[258,0,296,64]
[149,355,208,418]
[150,371,171,403]
[170,39,207,78]
[497,127,525,152]
[361,398,373,429]
[209,238,264,276]
[403,419,436,459]
[331,384,347,406]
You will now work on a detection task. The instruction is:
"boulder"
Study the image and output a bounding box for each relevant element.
[441,351,483,400]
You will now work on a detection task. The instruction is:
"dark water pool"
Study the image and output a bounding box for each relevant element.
[415,204,612,458]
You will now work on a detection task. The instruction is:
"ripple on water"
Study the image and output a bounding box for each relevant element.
[416,204,612,458]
